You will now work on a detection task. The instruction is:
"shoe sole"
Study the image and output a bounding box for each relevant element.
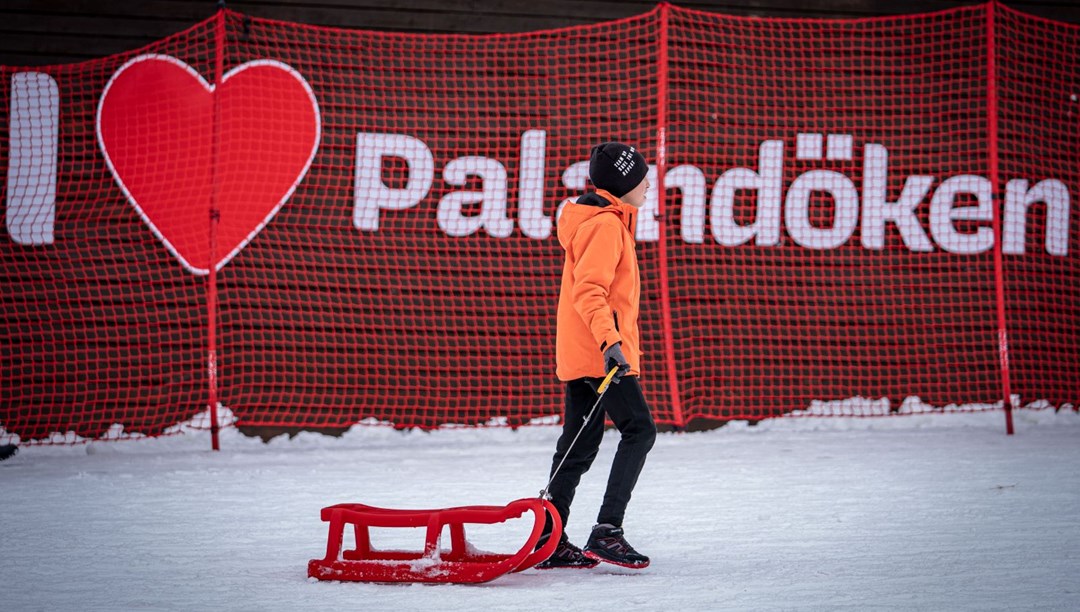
[582,550,650,569]
[534,561,601,570]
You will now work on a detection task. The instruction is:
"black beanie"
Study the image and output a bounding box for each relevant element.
[588,142,648,198]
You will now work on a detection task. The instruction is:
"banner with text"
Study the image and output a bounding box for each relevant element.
[2,2,1078,443]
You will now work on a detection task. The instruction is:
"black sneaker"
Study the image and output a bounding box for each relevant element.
[583,524,650,568]
[535,533,600,569]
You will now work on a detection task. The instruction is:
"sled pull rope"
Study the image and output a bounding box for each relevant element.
[539,366,620,501]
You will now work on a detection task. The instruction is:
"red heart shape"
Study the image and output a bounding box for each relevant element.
[97,55,320,274]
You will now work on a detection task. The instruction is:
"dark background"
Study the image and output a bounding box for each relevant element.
[2,0,1078,67]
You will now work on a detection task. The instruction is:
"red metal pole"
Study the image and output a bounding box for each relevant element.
[986,0,1015,435]
[207,6,226,450]
[654,3,685,429]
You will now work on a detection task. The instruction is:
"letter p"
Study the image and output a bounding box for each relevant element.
[353,132,434,231]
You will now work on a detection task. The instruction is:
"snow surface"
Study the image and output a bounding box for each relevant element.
[4,409,1080,611]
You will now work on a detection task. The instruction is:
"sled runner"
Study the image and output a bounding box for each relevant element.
[308,496,562,584]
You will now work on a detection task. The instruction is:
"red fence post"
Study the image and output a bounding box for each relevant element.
[655,3,685,429]
[986,0,1015,435]
[206,6,226,450]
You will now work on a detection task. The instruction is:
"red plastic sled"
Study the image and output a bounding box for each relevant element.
[308,497,562,584]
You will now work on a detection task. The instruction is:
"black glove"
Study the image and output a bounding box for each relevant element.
[603,342,631,384]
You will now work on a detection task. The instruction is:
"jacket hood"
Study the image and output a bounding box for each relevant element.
[557,190,637,250]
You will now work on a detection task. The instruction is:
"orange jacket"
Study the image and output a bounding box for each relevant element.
[555,189,641,381]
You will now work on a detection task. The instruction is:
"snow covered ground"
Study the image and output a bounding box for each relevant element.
[4,409,1080,611]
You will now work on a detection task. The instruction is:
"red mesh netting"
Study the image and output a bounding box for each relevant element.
[2,3,1077,444]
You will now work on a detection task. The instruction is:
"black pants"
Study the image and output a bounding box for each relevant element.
[545,376,656,531]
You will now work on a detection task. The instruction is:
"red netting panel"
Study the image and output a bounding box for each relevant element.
[666,5,1002,422]
[996,7,1080,410]
[6,5,1080,445]
[215,10,665,430]
[1,21,217,444]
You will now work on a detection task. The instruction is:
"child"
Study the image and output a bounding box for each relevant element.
[538,142,657,569]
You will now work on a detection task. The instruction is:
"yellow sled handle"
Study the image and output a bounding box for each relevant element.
[596,365,620,396]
